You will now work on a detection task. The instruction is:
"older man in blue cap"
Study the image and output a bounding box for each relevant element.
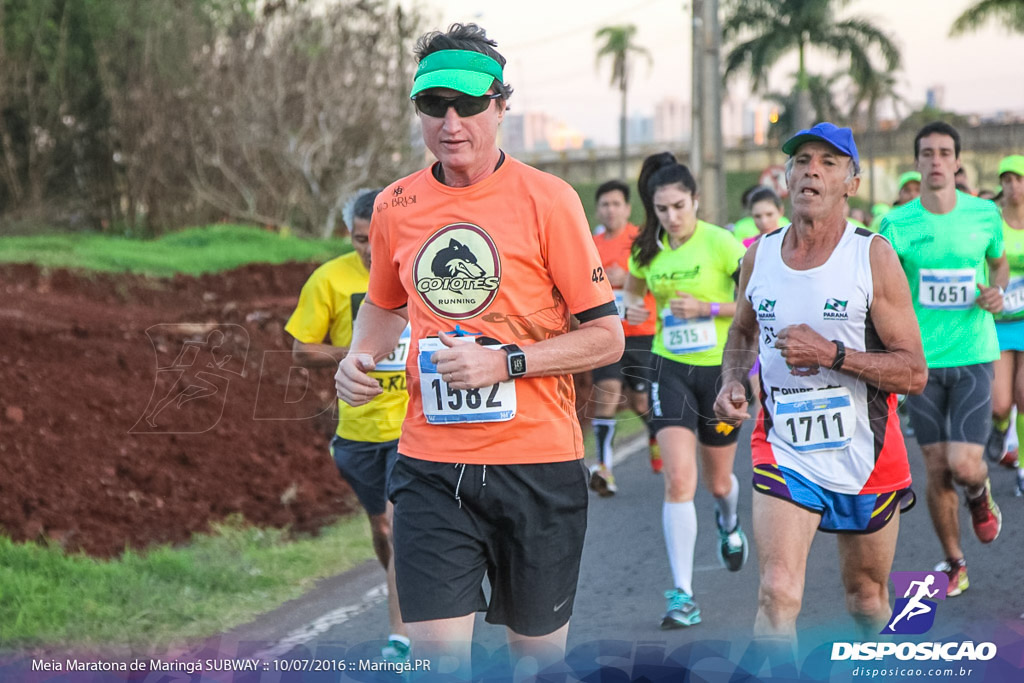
[715,122,927,654]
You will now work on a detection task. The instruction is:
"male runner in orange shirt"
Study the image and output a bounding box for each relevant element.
[335,23,623,679]
[588,180,661,495]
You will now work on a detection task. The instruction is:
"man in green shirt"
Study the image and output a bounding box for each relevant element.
[880,122,1008,598]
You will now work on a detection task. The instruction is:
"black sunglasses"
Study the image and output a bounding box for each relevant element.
[412,93,501,118]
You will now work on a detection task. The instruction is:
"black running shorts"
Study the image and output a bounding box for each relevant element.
[388,455,590,636]
[330,436,399,517]
[649,356,744,446]
[591,334,656,393]
[904,363,993,446]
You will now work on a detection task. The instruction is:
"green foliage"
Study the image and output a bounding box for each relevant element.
[766,72,846,141]
[722,0,901,131]
[0,0,422,233]
[950,0,1024,35]
[897,105,971,133]
[0,224,352,276]
[594,25,651,89]
[0,516,373,648]
[595,24,652,177]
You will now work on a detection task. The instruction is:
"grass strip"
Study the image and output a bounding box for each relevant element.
[0,515,373,649]
[0,225,351,277]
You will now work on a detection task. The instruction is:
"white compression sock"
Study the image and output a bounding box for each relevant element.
[663,501,697,594]
[715,473,740,531]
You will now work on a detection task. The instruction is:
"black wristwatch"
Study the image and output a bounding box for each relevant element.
[501,344,527,379]
[830,339,846,371]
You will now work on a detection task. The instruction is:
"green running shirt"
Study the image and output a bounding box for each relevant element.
[629,221,746,366]
[880,192,1004,368]
[998,218,1024,322]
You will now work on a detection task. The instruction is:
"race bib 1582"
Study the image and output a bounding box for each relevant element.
[417,337,516,424]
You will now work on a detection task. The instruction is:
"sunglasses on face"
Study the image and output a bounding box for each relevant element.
[412,93,501,118]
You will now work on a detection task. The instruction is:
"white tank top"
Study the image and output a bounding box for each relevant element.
[746,223,906,494]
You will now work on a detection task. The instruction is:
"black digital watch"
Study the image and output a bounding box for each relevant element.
[501,344,527,379]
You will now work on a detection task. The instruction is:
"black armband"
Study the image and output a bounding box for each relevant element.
[575,301,619,323]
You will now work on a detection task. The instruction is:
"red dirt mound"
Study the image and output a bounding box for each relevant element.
[0,262,358,557]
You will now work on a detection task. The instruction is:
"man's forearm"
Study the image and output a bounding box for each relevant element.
[520,316,624,377]
[836,347,927,395]
[721,326,759,386]
[350,301,409,361]
[293,341,349,368]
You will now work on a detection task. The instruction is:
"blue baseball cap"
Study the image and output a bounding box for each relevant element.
[782,122,860,168]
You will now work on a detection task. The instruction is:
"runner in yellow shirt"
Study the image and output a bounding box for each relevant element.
[285,190,411,663]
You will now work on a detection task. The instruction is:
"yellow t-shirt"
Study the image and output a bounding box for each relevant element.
[285,252,408,442]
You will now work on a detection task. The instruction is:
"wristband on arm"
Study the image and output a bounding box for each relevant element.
[830,340,846,371]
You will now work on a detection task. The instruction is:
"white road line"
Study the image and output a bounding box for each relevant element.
[612,432,648,465]
[253,583,387,661]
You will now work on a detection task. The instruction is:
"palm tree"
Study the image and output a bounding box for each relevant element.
[950,0,1024,35]
[595,24,651,179]
[848,70,905,204]
[897,105,970,133]
[722,0,900,132]
[766,72,845,143]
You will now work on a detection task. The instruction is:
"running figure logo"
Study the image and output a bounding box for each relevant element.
[881,571,949,635]
[131,324,249,434]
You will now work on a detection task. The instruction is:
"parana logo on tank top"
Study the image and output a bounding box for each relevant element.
[823,298,849,320]
[413,223,501,320]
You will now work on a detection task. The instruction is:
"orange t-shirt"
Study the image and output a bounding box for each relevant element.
[592,223,657,336]
[368,156,615,465]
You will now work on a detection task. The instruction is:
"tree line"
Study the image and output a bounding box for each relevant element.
[595,0,1021,169]
[0,0,425,235]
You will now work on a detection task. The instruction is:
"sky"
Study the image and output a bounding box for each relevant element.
[406,0,1024,146]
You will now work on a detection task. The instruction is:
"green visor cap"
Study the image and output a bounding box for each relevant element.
[898,171,922,190]
[410,49,503,98]
[999,155,1024,178]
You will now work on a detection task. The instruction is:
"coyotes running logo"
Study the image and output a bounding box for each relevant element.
[431,239,484,289]
[414,223,501,320]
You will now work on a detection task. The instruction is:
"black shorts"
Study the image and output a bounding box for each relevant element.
[330,436,399,516]
[591,334,655,393]
[904,363,993,446]
[649,357,743,446]
[387,455,589,636]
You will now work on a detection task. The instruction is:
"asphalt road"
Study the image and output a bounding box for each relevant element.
[233,421,1024,680]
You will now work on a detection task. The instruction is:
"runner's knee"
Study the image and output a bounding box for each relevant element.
[665,470,696,501]
[758,570,803,623]
[844,581,888,620]
[706,472,734,499]
[946,452,985,484]
[992,392,1013,420]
